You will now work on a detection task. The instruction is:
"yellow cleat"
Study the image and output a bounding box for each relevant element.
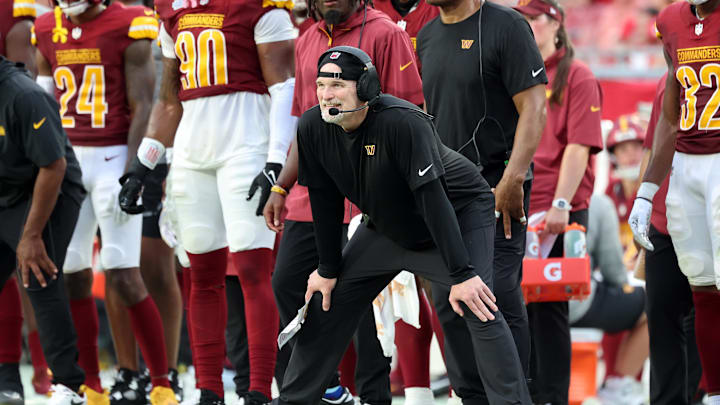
[150,386,178,405]
[80,385,109,405]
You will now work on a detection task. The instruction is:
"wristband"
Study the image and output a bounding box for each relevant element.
[271,185,288,196]
[636,182,660,201]
[137,138,165,170]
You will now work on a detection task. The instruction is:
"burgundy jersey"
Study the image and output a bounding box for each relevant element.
[373,0,438,54]
[155,0,291,102]
[0,0,36,57]
[656,1,720,154]
[34,3,158,146]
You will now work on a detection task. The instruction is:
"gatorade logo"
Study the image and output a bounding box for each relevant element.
[527,240,539,257]
[543,262,562,282]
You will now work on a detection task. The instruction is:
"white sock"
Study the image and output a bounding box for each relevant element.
[708,394,720,405]
[404,387,434,405]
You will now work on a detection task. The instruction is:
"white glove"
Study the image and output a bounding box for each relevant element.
[629,182,660,251]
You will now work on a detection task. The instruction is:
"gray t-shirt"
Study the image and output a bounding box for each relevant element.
[569,193,629,323]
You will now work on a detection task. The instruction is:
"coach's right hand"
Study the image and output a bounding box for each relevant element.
[263,188,287,233]
[449,276,498,322]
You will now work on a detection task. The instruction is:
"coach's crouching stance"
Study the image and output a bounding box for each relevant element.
[266,46,531,405]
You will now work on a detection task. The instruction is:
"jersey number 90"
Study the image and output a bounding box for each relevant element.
[54,65,109,129]
[677,64,720,131]
[175,29,228,90]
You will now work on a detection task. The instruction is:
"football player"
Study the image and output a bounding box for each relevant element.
[117,0,297,404]
[33,2,177,405]
[630,0,720,402]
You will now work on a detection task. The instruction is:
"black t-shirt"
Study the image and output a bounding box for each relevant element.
[297,94,492,250]
[0,58,85,208]
[417,2,547,185]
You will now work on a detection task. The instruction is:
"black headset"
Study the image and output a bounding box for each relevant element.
[318,46,381,102]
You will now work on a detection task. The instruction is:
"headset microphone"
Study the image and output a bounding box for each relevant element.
[328,104,369,116]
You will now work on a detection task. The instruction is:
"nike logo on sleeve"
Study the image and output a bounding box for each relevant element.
[418,164,433,176]
[33,117,46,130]
[400,61,413,71]
[532,68,544,78]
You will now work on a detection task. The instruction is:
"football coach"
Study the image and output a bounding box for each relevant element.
[265,46,532,405]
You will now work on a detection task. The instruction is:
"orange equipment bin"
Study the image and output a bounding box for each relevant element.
[521,256,591,303]
[569,341,600,405]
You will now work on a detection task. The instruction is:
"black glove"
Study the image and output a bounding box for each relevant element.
[247,162,283,216]
[118,156,151,215]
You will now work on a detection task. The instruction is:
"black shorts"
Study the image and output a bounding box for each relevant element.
[572,282,645,333]
[142,164,168,239]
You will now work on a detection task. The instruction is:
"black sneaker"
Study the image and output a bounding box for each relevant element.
[238,391,270,405]
[0,390,23,405]
[110,368,146,405]
[167,370,183,403]
[197,389,223,405]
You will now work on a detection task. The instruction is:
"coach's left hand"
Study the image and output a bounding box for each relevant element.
[449,276,498,322]
[305,270,337,312]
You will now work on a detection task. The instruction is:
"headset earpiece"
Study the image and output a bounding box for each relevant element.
[319,46,381,102]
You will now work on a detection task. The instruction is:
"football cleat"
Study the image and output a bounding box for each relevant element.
[237,391,270,405]
[48,384,86,405]
[149,387,177,405]
[109,369,145,405]
[167,369,182,403]
[80,385,109,405]
[197,389,223,405]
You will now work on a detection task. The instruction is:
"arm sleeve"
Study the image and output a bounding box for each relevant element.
[159,23,175,59]
[413,179,476,284]
[588,194,629,287]
[500,18,548,96]
[13,91,66,167]
[374,29,424,105]
[254,9,298,44]
[392,114,445,190]
[566,71,604,153]
[308,185,346,278]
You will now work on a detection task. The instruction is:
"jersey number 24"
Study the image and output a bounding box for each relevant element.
[54,65,108,129]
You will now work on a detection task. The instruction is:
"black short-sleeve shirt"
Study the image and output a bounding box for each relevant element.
[0,59,85,208]
[297,95,492,249]
[417,2,547,185]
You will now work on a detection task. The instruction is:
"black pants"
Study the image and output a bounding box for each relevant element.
[272,220,391,404]
[0,195,85,391]
[646,226,702,405]
[277,202,531,405]
[526,209,588,405]
[225,276,250,394]
[431,181,531,404]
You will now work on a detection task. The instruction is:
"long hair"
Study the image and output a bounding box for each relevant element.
[542,0,574,106]
[308,0,371,22]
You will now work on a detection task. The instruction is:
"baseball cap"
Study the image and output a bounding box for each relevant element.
[317,50,365,81]
[606,116,645,152]
[513,0,563,24]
